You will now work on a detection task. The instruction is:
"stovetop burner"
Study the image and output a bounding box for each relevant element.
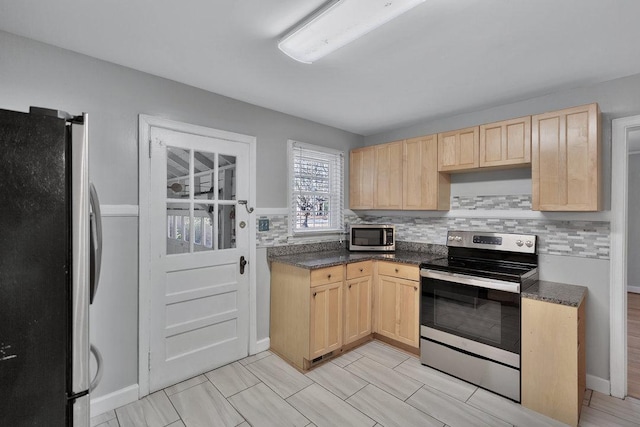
[420,230,539,285]
[422,256,536,282]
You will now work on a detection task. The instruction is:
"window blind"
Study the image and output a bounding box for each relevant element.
[288,140,344,234]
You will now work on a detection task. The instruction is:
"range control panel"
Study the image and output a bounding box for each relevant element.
[447,230,536,253]
[472,235,502,245]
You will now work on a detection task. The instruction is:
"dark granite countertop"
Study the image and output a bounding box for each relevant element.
[522,280,588,307]
[268,249,445,270]
[268,243,587,306]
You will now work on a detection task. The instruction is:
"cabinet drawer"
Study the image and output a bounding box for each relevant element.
[347,261,373,279]
[310,265,344,287]
[377,262,419,281]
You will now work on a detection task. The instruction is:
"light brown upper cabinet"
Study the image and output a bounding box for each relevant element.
[374,140,403,209]
[532,103,601,211]
[438,126,480,171]
[480,116,531,168]
[349,146,375,209]
[403,135,450,210]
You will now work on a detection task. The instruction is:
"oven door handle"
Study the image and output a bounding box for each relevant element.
[420,269,520,294]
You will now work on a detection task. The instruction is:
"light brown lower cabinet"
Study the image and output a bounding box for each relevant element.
[344,261,373,345]
[309,281,343,360]
[270,262,344,370]
[270,260,422,369]
[521,296,586,427]
[375,262,420,348]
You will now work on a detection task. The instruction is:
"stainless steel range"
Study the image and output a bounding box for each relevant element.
[419,230,538,402]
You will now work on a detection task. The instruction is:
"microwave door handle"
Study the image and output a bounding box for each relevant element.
[420,269,520,294]
[89,183,103,304]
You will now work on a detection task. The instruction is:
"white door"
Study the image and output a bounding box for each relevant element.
[148,126,250,392]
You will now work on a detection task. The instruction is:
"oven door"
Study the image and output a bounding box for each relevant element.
[420,270,521,366]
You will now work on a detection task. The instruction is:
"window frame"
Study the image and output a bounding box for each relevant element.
[287,140,344,236]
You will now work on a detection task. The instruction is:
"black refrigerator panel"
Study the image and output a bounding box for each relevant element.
[0,109,70,426]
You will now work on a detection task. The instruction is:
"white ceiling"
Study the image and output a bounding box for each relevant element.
[2,0,640,136]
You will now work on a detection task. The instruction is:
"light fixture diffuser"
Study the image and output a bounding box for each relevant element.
[278,0,426,64]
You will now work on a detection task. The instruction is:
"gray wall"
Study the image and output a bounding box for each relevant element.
[0,30,363,399]
[364,73,640,383]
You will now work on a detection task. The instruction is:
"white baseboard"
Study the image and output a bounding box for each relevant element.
[255,337,270,354]
[628,286,640,294]
[586,374,610,395]
[90,384,139,417]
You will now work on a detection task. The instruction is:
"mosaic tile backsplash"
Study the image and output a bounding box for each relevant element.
[256,195,610,260]
[451,194,532,210]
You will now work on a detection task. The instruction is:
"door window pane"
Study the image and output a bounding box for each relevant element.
[194,203,214,252]
[218,155,236,201]
[167,203,190,255]
[167,147,190,199]
[194,151,215,200]
[218,204,236,249]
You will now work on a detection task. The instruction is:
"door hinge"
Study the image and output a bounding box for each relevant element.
[148,139,153,158]
[148,352,151,371]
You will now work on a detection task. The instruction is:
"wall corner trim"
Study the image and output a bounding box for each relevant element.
[254,337,270,354]
[586,374,611,396]
[90,384,139,418]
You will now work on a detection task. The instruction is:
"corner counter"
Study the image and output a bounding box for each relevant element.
[522,280,587,307]
[268,249,445,270]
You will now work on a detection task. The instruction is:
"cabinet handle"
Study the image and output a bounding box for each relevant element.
[359,268,363,272]
[348,284,352,289]
[414,286,417,291]
[328,274,332,279]
[313,292,317,298]
[395,268,399,273]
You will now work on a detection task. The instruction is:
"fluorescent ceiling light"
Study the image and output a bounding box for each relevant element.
[278,0,426,64]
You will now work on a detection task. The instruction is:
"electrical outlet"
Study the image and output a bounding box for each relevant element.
[258,218,269,231]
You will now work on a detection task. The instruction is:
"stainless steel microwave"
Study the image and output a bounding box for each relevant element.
[349,224,395,252]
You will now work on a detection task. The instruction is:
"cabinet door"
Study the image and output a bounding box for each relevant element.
[438,126,480,172]
[522,298,583,426]
[395,277,420,348]
[344,276,372,344]
[403,135,450,210]
[480,116,531,168]
[532,103,601,211]
[349,146,375,209]
[377,276,398,340]
[309,282,343,359]
[374,141,403,209]
[376,275,420,348]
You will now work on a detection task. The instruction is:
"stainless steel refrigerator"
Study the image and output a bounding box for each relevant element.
[0,107,103,426]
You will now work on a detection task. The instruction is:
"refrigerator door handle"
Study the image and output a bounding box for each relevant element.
[71,113,90,395]
[89,343,103,392]
[89,183,102,304]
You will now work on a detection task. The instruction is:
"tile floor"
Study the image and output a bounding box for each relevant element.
[91,340,640,427]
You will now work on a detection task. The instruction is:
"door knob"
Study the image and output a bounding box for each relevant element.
[240,256,247,274]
